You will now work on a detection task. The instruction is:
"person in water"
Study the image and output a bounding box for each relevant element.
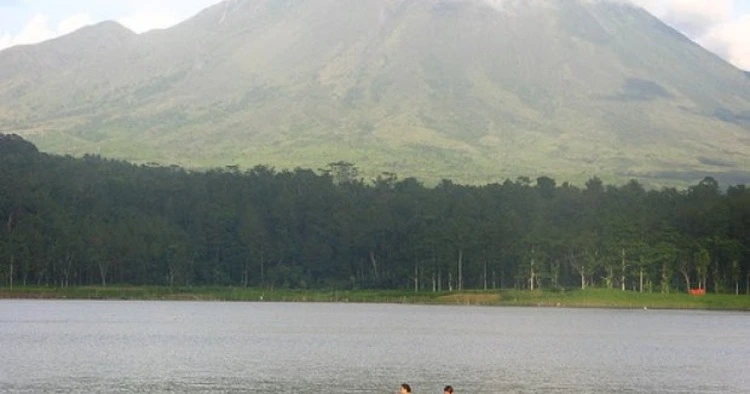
[443,385,454,394]
[399,383,412,393]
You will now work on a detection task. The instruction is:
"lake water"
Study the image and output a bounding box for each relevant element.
[0,300,748,393]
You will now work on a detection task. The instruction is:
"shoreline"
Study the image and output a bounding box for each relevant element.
[1,287,749,311]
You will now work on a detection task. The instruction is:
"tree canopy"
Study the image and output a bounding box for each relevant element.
[1,134,749,294]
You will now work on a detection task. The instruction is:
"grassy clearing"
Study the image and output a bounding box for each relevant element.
[1,287,749,311]
[495,288,750,311]
[0,286,443,304]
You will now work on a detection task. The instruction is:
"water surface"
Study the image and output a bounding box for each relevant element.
[1,300,748,393]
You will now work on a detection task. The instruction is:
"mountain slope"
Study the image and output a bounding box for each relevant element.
[1,0,749,184]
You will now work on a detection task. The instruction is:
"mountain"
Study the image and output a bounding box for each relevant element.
[1,0,749,185]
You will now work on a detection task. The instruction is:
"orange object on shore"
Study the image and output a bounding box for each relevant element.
[689,288,706,296]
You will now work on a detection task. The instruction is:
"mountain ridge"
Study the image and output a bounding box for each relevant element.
[1,0,749,185]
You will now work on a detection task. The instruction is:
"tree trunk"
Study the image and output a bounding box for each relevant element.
[661,262,670,294]
[260,246,266,287]
[438,268,442,292]
[7,213,13,290]
[570,252,586,290]
[62,265,69,288]
[448,271,453,292]
[483,260,488,291]
[168,263,176,287]
[432,272,436,293]
[712,261,719,294]
[98,261,108,287]
[529,247,536,291]
[639,268,644,293]
[573,259,586,290]
[419,264,424,292]
[413,262,419,293]
[62,253,72,288]
[679,267,691,293]
[551,261,560,289]
[369,250,378,280]
[492,269,496,290]
[580,268,586,290]
[185,259,194,287]
[9,255,13,290]
[457,249,463,291]
[620,249,626,291]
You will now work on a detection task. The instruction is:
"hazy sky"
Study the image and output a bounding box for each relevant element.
[1,0,749,70]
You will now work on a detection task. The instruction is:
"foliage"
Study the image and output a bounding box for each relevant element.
[2,1,750,186]
[1,135,749,295]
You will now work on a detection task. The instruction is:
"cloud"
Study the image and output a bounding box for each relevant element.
[115,0,220,32]
[58,13,93,35]
[702,14,750,70]
[118,11,179,33]
[664,1,733,36]
[0,1,220,50]
[626,0,750,70]
[5,14,56,47]
[0,12,91,50]
[633,0,733,35]
[0,35,9,50]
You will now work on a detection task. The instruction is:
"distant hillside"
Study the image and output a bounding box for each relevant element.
[1,0,749,185]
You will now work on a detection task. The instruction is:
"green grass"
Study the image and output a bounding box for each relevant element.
[496,288,750,311]
[2,286,749,311]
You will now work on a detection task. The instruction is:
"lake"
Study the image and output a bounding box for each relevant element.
[1,300,748,393]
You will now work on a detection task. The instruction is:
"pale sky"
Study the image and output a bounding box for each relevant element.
[1,0,749,70]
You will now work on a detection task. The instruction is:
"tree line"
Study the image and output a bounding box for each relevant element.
[1,133,749,294]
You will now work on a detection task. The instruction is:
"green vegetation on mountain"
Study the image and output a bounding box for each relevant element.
[0,0,749,185]
[2,134,749,297]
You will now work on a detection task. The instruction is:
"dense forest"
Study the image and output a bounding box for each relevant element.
[1,134,749,294]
